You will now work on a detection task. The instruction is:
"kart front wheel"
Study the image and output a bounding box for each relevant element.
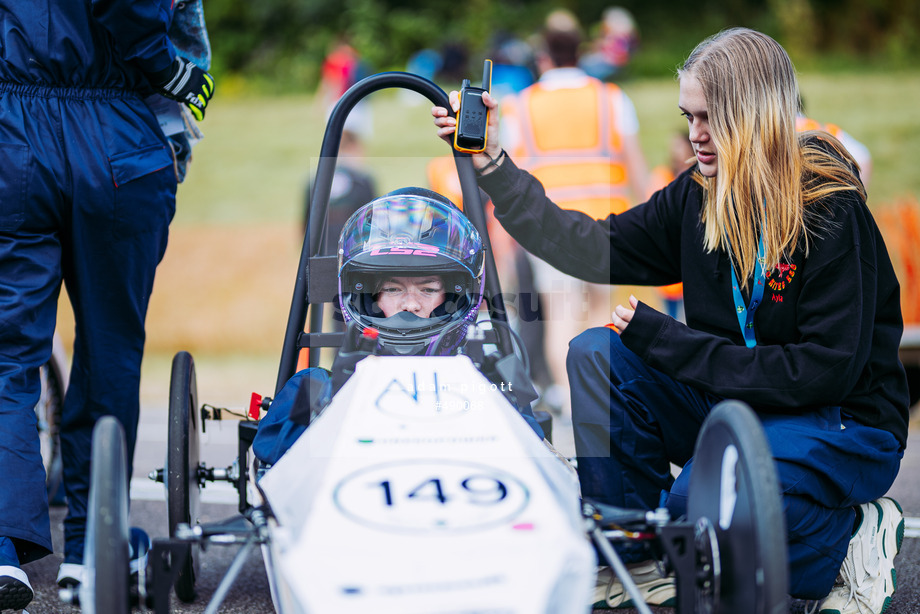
[166,350,201,603]
[81,416,130,614]
[687,400,788,614]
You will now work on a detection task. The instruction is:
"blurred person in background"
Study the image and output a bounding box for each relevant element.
[304,105,378,252]
[579,6,640,82]
[407,48,443,82]
[297,105,378,372]
[797,97,872,188]
[488,31,537,100]
[402,47,444,106]
[425,156,553,392]
[500,8,649,416]
[437,41,471,85]
[317,37,371,110]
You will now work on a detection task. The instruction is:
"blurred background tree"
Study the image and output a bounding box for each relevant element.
[203,0,920,92]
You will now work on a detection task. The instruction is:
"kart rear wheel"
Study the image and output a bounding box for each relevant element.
[82,416,130,614]
[167,350,201,603]
[36,358,65,503]
[688,400,788,614]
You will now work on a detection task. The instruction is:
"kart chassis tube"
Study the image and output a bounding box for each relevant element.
[276,72,512,394]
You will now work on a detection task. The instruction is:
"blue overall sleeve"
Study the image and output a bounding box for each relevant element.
[91,0,177,74]
[253,369,333,465]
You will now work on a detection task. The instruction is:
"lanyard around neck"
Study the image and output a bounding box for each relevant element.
[729,233,766,348]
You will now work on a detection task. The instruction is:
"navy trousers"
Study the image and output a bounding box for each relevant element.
[568,327,903,599]
[0,84,176,564]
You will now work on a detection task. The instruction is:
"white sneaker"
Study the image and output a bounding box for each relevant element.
[58,527,151,589]
[592,560,676,609]
[57,562,84,588]
[817,497,904,614]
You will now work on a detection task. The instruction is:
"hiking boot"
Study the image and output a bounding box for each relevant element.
[817,497,904,614]
[592,560,676,609]
[0,566,33,611]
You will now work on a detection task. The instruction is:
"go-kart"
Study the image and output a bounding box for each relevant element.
[73,71,789,614]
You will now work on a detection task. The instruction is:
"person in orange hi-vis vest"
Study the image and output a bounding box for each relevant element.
[796,110,872,189]
[499,9,649,416]
[425,155,555,391]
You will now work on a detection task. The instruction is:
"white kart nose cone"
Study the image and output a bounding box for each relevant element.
[260,355,596,613]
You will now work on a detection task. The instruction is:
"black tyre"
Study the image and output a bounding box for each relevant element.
[688,400,788,614]
[36,355,66,504]
[166,351,201,603]
[82,416,130,614]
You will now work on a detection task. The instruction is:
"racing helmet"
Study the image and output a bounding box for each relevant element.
[338,188,485,355]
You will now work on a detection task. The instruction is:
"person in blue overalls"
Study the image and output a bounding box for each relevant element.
[0,2,215,609]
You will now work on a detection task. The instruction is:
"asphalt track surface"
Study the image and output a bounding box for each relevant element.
[20,410,920,614]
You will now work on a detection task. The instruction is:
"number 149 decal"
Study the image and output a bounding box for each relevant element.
[334,460,530,532]
[376,475,508,507]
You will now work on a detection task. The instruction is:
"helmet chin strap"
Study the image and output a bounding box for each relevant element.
[385,342,428,356]
[376,310,438,328]
[343,287,478,356]
[363,310,465,356]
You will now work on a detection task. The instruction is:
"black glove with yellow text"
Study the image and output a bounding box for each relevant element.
[149,57,215,120]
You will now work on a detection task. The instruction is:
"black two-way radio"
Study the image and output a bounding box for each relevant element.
[453,59,493,154]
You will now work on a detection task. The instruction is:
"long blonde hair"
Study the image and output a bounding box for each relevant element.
[679,28,865,287]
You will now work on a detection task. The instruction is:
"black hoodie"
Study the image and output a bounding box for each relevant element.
[479,155,909,449]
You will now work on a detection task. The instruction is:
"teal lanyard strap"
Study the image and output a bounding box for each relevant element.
[730,233,766,348]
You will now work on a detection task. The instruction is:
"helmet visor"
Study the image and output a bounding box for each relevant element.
[339,194,483,276]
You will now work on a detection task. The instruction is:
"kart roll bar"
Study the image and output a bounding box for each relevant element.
[276,71,513,394]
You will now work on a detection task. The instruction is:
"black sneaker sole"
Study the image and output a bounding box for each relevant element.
[0,576,33,610]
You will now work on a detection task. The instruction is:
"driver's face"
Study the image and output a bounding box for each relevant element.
[376,276,446,318]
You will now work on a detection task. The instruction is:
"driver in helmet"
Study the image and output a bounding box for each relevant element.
[253,188,543,465]
[337,187,485,357]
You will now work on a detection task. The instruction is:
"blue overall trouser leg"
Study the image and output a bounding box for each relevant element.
[58,93,176,564]
[567,327,903,599]
[0,219,59,564]
[0,85,176,565]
